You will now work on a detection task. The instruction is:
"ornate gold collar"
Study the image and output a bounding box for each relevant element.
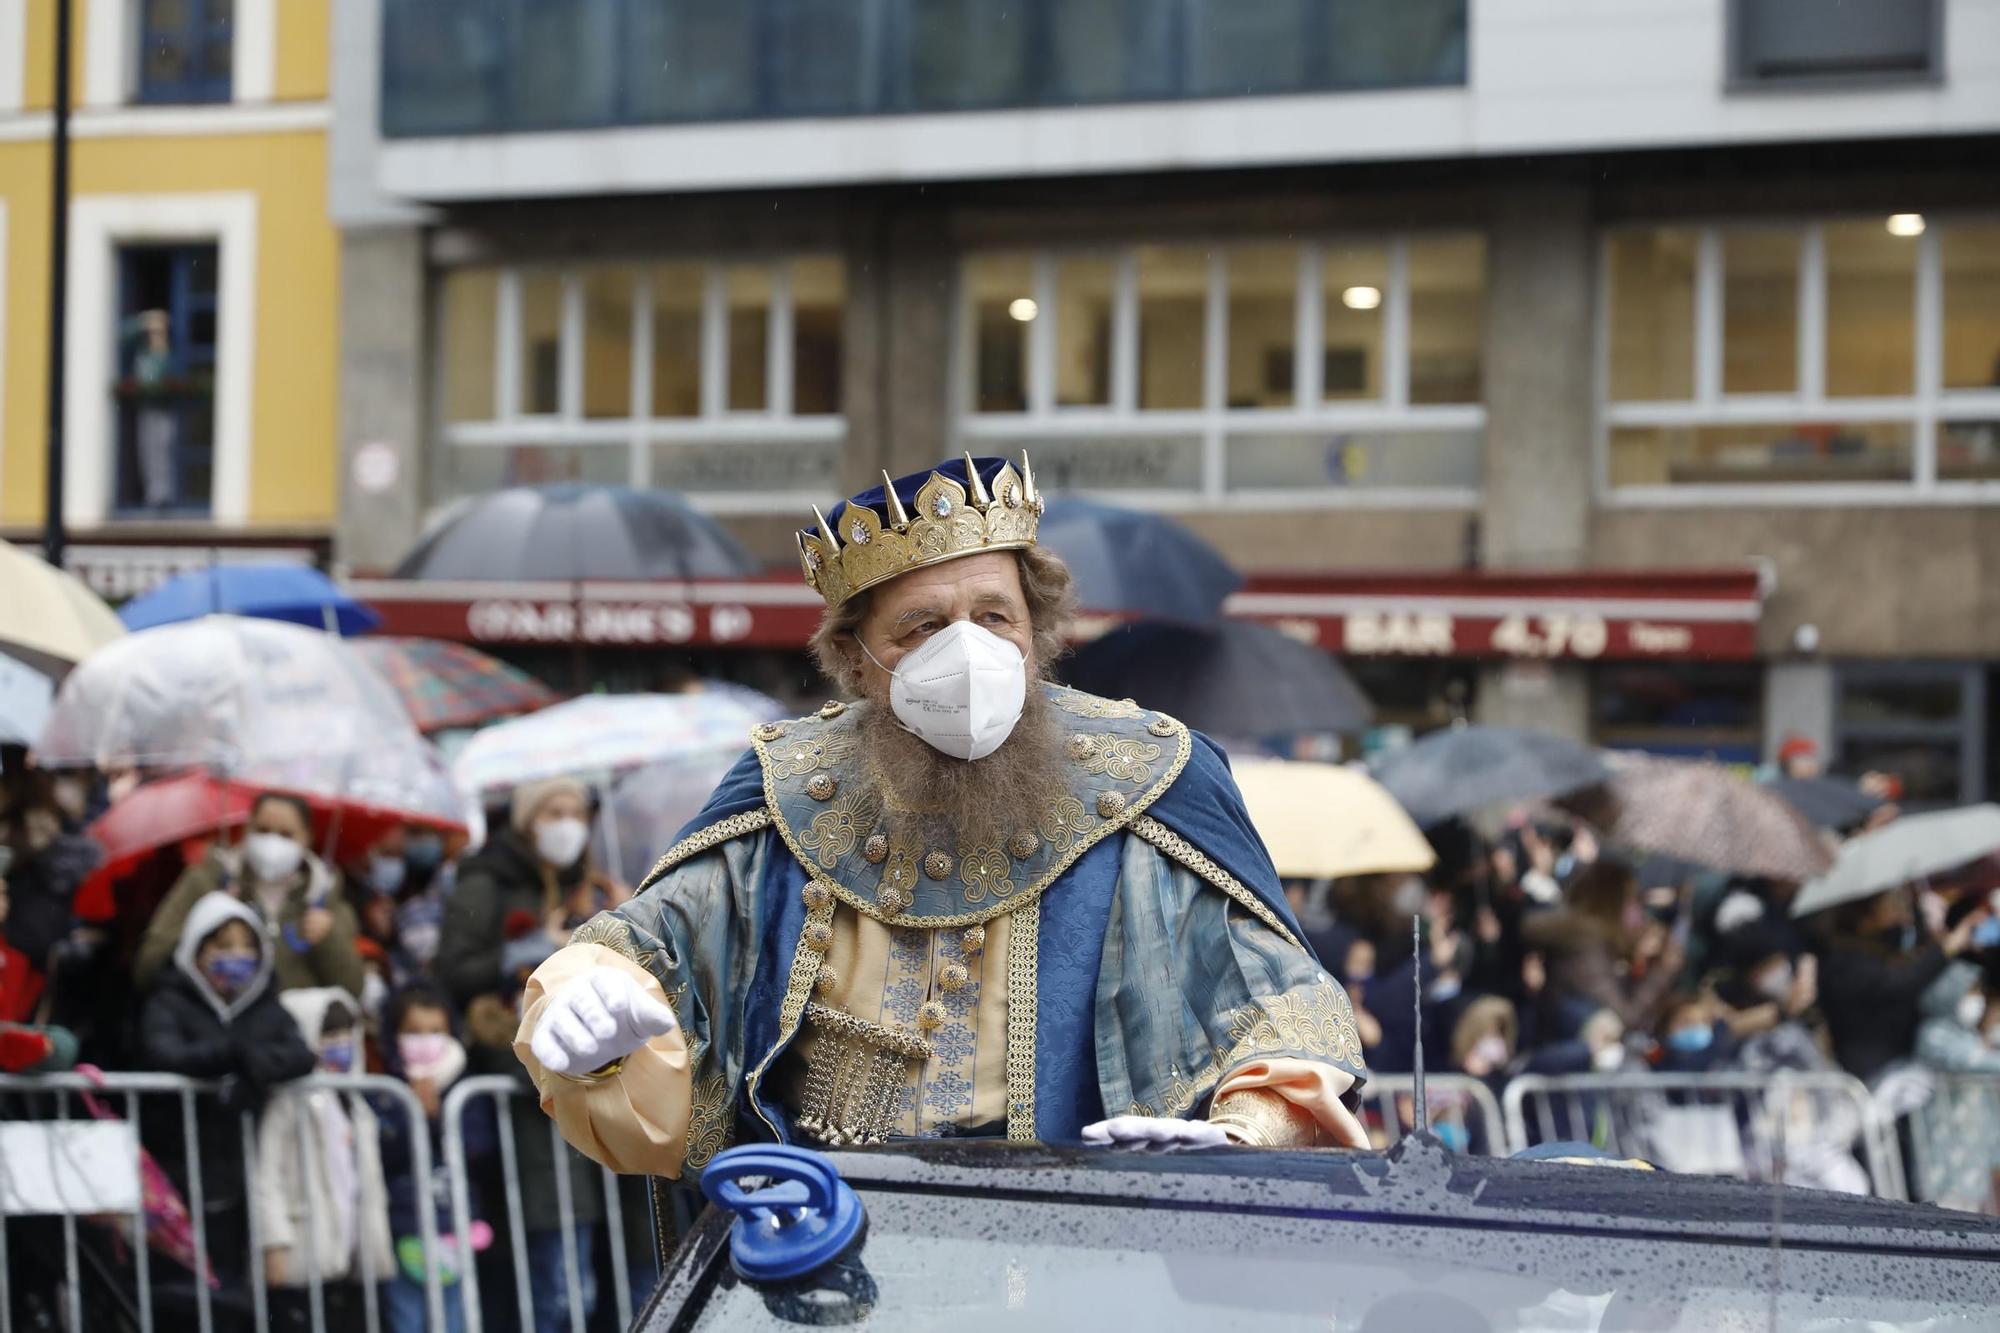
[751,685,1191,928]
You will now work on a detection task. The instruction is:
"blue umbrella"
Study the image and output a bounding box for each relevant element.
[118,564,381,636]
[394,484,760,581]
[1039,498,1242,624]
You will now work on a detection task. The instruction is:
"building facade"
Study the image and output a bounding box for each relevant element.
[0,0,340,595]
[330,0,2000,800]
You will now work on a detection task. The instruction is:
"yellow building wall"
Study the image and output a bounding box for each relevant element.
[0,1,338,530]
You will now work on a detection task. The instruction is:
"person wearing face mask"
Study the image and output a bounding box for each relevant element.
[513,454,1368,1197]
[1912,960,2000,1209]
[1522,858,1685,1041]
[256,988,394,1324]
[1809,885,1985,1083]
[369,985,494,1333]
[136,792,364,999]
[440,776,616,1333]
[138,892,318,1282]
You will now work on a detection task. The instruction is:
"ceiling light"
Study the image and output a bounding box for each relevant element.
[1341,285,1382,311]
[1007,298,1038,322]
[1885,213,1925,237]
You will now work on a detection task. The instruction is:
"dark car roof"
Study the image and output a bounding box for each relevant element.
[814,1135,2000,1258]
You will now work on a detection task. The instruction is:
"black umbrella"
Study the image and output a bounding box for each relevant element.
[1370,726,1612,828]
[1766,776,1884,832]
[394,484,760,581]
[1039,498,1242,625]
[1061,619,1372,737]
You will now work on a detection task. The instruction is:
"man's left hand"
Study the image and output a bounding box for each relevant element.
[1079,1115,1231,1150]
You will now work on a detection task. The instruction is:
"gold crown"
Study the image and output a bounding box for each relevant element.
[798,453,1043,609]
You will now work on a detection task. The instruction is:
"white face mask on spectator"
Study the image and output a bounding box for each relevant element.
[243,831,303,883]
[534,817,589,868]
[1959,992,1988,1030]
[1590,1043,1624,1072]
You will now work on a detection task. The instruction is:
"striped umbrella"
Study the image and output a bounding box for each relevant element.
[1562,755,1834,882]
[349,637,558,733]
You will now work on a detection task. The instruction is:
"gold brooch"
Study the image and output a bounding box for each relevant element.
[801,881,833,910]
[916,1000,948,1031]
[961,924,986,955]
[818,700,847,719]
[863,833,889,864]
[1096,791,1128,819]
[754,721,787,742]
[924,851,954,880]
[814,966,840,996]
[1007,831,1039,860]
[1148,716,1176,737]
[1066,734,1100,762]
[937,962,970,993]
[802,921,834,953]
[807,774,838,801]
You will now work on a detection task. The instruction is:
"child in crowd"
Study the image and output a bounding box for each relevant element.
[374,984,493,1333]
[139,892,317,1280]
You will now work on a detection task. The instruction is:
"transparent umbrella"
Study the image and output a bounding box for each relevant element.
[591,749,747,888]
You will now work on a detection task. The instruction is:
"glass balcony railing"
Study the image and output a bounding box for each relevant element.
[381,0,1468,139]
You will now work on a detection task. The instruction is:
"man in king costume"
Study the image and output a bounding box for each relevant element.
[516,454,1369,1180]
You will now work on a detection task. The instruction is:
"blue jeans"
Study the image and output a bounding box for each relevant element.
[526,1225,597,1333]
[383,1275,465,1333]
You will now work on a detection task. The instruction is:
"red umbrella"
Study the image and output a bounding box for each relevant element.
[75,771,468,920]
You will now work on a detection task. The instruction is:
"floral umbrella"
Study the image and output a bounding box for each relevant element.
[349,636,559,733]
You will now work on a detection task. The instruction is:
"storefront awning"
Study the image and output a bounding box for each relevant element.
[345,567,1764,662]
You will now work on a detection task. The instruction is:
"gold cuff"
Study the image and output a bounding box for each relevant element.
[557,1056,626,1085]
[1208,1088,1319,1148]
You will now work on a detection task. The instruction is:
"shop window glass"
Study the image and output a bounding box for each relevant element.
[1225,245,1297,410]
[1722,230,1797,394]
[1322,244,1387,402]
[792,258,845,416]
[967,254,1034,413]
[1054,257,1116,409]
[1825,222,1915,397]
[518,273,564,416]
[1136,247,1207,411]
[1408,234,1484,405]
[440,269,499,424]
[1942,224,2000,391]
[1939,419,2000,482]
[1607,229,1697,401]
[650,264,704,418]
[1594,664,1763,763]
[1608,421,1912,487]
[725,266,770,413]
[580,268,636,420]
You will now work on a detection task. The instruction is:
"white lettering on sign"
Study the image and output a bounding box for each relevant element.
[710,605,753,643]
[1344,610,1454,656]
[1490,613,1608,659]
[467,600,704,645]
[1629,621,1694,655]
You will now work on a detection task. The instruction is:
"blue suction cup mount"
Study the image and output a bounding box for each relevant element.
[700,1145,867,1282]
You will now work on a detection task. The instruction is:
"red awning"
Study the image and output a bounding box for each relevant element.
[345,567,1764,662]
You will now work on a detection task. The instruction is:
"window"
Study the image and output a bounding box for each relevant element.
[1835,664,1987,806]
[958,234,1485,500]
[1602,216,2000,495]
[436,256,846,505]
[1728,0,1941,87]
[138,0,233,105]
[114,245,218,517]
[1593,664,1763,764]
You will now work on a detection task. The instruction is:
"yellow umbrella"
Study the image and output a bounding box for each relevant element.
[1233,758,1436,880]
[0,541,125,675]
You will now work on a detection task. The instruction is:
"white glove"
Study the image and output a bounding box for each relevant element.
[1079,1115,1232,1151]
[529,968,679,1076]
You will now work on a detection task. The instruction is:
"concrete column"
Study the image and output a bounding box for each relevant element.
[1762,659,1835,764]
[877,212,956,478]
[335,226,427,574]
[1475,183,1597,739]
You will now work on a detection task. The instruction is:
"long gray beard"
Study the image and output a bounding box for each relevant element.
[857,679,1067,848]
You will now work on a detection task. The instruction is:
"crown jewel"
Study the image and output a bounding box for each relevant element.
[798,453,1043,609]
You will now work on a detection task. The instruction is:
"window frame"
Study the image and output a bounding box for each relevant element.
[135,0,235,106]
[1596,215,2000,508]
[436,256,846,513]
[952,235,1485,510]
[1724,0,1943,92]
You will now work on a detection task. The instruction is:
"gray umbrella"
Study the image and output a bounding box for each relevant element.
[1061,619,1372,737]
[1039,498,1242,625]
[1370,726,1612,828]
[1767,776,1884,832]
[1791,804,2000,918]
[395,484,760,581]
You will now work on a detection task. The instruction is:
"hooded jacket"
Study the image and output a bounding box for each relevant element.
[369,992,495,1245]
[137,892,318,1211]
[135,844,363,998]
[1915,962,2000,1073]
[254,988,395,1285]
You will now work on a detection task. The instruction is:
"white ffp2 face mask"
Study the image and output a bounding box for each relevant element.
[533,817,589,868]
[862,620,1027,761]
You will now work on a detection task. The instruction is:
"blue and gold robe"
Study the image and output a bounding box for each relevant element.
[516,684,1368,1177]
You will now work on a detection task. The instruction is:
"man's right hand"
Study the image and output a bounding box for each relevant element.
[529,967,678,1077]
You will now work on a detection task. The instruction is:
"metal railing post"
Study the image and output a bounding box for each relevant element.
[550,1117,586,1332]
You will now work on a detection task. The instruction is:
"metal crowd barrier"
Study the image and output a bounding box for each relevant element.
[1360,1074,1510,1156]
[442,1073,652,1333]
[0,1071,443,1333]
[1893,1069,2000,1213]
[1501,1070,1903,1199]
